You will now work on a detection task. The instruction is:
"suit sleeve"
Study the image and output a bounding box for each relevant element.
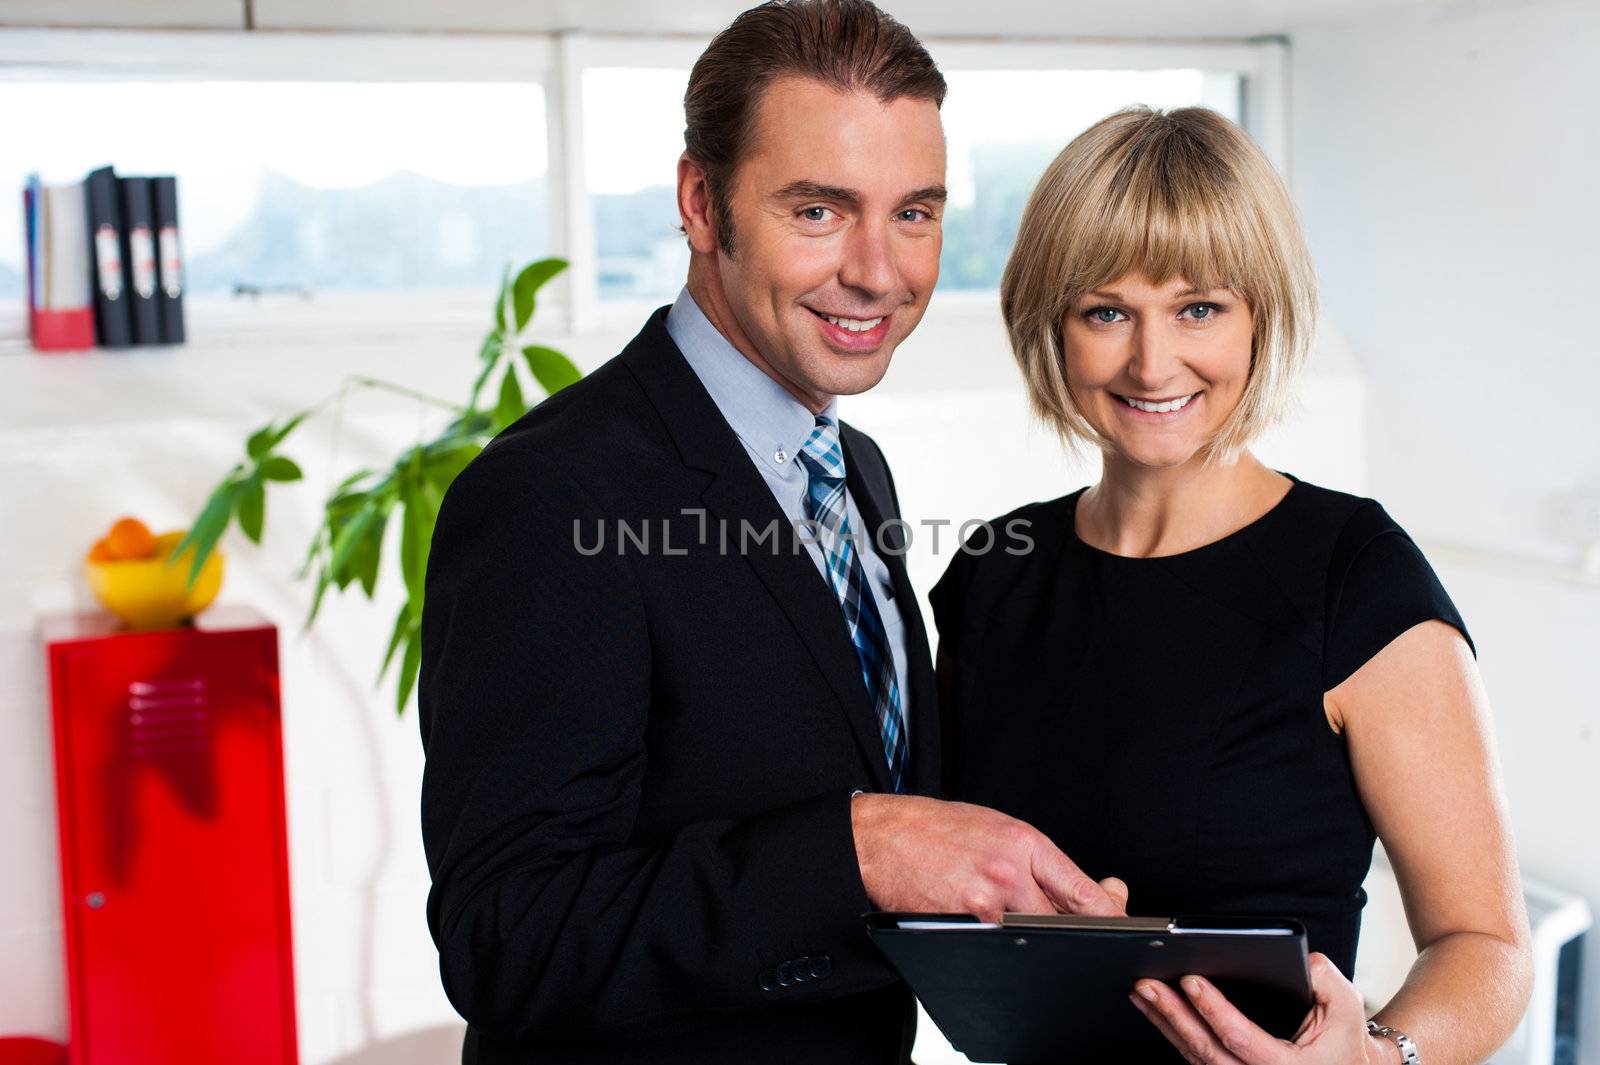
[418,444,891,1042]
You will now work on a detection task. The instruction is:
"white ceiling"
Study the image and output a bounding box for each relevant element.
[506,0,1543,38]
[0,0,1561,38]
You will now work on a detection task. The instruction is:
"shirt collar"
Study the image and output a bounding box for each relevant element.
[665,286,837,476]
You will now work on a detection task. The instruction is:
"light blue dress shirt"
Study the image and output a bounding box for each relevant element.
[665,287,912,719]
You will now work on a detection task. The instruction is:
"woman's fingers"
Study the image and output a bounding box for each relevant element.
[1134,979,1246,1065]
[1180,975,1290,1063]
[1133,956,1361,1064]
[1130,990,1203,1065]
[1307,953,1367,1019]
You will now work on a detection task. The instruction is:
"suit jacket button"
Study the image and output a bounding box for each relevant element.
[775,961,794,987]
[758,969,778,992]
[790,956,811,983]
[809,955,833,979]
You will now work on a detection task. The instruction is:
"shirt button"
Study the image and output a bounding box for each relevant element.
[774,448,789,464]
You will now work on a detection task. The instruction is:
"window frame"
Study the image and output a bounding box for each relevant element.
[0,27,1287,347]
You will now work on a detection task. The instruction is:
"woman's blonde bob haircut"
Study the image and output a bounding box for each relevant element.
[1001,106,1317,458]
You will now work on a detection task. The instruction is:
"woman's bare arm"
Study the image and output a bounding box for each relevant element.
[1327,620,1533,1065]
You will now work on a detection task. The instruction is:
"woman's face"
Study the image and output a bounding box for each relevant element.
[1059,269,1255,470]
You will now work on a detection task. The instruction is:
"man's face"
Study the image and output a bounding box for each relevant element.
[694,76,946,412]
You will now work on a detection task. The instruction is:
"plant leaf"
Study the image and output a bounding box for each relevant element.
[259,455,303,482]
[395,627,423,714]
[247,411,310,461]
[269,411,309,450]
[378,606,414,683]
[399,472,442,613]
[295,525,327,581]
[398,453,424,607]
[303,563,332,630]
[511,257,568,332]
[246,424,275,461]
[494,365,525,428]
[469,350,499,411]
[478,328,503,364]
[173,479,243,587]
[423,442,481,492]
[445,411,495,439]
[521,344,582,396]
[328,508,377,587]
[334,468,373,493]
[399,500,424,608]
[493,263,510,331]
[237,474,266,543]
[349,508,387,598]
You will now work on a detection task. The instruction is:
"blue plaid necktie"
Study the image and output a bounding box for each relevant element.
[798,417,910,793]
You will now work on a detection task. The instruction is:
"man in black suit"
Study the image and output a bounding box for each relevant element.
[418,3,1125,1062]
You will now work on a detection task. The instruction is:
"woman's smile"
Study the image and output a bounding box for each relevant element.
[1112,391,1202,418]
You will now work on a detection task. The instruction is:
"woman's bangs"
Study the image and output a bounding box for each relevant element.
[1064,135,1257,302]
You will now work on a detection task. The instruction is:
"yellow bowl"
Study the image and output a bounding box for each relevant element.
[84,530,225,629]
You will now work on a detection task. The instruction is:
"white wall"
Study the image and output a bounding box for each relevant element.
[0,295,1366,1060]
[10,1,1594,1056]
[1291,1,1600,1058]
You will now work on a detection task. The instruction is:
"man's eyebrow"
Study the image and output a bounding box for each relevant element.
[901,185,948,206]
[773,180,861,204]
[770,182,950,208]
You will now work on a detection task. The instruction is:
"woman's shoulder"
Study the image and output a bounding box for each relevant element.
[1286,476,1472,684]
[1268,477,1471,684]
[1252,477,1413,562]
[1275,476,1383,528]
[928,489,1083,613]
[981,490,1084,544]
[1267,478,1433,569]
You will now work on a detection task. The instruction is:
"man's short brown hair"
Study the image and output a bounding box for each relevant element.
[684,0,946,255]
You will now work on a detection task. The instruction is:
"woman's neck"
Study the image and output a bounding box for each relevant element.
[1076,449,1292,558]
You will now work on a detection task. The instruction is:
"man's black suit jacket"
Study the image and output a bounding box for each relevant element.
[418,308,940,1063]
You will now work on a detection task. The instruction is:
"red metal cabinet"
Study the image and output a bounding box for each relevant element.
[40,606,299,1065]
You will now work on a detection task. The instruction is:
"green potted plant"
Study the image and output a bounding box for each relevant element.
[173,258,580,712]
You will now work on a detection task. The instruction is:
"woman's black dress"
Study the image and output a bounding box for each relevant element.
[929,476,1472,981]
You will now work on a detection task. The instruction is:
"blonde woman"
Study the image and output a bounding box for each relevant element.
[929,107,1532,1065]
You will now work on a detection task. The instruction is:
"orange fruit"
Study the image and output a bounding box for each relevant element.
[105,517,157,560]
[87,537,116,562]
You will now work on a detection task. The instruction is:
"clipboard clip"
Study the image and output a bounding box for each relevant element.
[999,914,1175,932]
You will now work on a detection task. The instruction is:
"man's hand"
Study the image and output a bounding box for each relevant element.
[850,794,1129,921]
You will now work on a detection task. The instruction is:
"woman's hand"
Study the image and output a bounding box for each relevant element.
[1130,952,1393,1065]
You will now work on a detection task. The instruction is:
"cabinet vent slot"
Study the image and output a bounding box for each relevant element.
[127,678,210,758]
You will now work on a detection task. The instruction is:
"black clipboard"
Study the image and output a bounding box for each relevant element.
[866,912,1312,1064]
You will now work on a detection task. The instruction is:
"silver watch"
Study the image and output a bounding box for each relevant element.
[1367,1020,1421,1065]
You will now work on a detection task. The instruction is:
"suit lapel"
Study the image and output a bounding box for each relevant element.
[620,311,893,791]
[698,474,894,791]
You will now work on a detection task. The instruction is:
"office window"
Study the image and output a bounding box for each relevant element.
[576,65,1241,302]
[2,80,548,303]
[583,67,692,304]
[938,69,1241,289]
